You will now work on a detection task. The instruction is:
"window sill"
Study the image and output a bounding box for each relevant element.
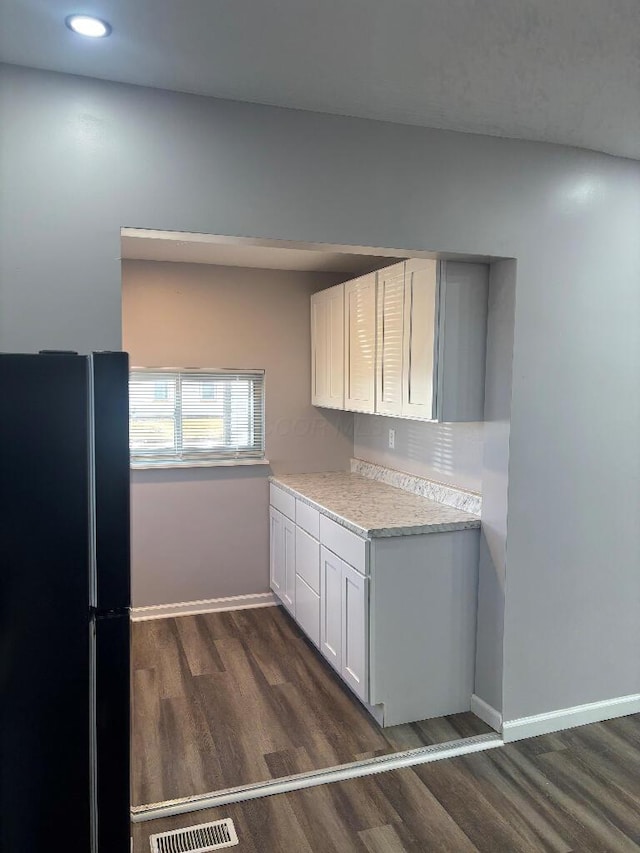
[131,459,270,471]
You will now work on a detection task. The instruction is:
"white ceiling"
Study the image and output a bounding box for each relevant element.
[121,229,406,273]
[2,0,639,160]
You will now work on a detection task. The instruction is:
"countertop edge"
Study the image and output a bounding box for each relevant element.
[269,476,481,539]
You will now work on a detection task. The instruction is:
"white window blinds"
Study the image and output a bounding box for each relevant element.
[129,368,265,466]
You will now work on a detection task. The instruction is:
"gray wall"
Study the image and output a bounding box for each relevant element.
[123,260,353,606]
[354,418,484,492]
[474,260,516,712]
[2,64,640,723]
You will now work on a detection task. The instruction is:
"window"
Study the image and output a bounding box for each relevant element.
[129,368,265,467]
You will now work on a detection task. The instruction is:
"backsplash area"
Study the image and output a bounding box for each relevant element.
[350,458,482,515]
[353,414,484,494]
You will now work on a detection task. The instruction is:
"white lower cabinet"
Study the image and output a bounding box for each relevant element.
[320,546,343,671]
[341,561,368,702]
[270,483,479,726]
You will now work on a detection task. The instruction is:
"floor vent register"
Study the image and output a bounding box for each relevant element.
[150,818,239,852]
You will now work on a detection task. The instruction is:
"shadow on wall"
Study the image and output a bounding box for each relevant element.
[354,414,485,491]
[408,421,455,478]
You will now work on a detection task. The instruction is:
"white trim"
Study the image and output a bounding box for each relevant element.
[131,732,502,822]
[131,458,270,470]
[470,693,503,733]
[131,593,277,621]
[502,692,640,743]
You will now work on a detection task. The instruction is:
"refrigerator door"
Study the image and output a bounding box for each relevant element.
[93,611,131,853]
[89,351,132,850]
[91,351,131,612]
[0,353,91,853]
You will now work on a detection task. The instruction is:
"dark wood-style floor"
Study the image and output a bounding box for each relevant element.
[133,713,640,852]
[131,605,491,806]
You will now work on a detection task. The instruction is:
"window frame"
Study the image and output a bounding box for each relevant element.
[129,366,267,469]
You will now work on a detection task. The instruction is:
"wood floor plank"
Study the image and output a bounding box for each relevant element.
[359,823,409,853]
[131,668,164,806]
[368,768,480,852]
[200,609,241,641]
[451,750,573,853]
[263,745,315,778]
[174,614,225,676]
[131,619,167,672]
[236,795,315,853]
[539,748,640,846]
[414,756,543,853]
[561,721,640,801]
[497,741,639,852]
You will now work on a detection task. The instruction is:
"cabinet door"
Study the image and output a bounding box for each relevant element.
[326,284,345,408]
[320,546,342,670]
[269,507,284,600]
[402,259,438,419]
[311,291,328,406]
[341,562,369,702]
[376,262,405,416]
[344,273,376,413]
[311,284,344,409]
[282,517,296,615]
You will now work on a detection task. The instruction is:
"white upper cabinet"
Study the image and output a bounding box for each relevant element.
[375,262,406,417]
[402,259,439,419]
[375,259,489,422]
[344,272,376,413]
[375,259,438,420]
[311,283,344,409]
[311,260,488,422]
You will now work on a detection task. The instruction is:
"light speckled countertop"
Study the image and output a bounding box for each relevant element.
[270,472,481,538]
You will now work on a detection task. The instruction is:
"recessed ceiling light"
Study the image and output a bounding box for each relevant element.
[65,14,112,38]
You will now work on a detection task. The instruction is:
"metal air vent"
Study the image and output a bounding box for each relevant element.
[149,818,238,852]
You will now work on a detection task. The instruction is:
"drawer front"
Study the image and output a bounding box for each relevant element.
[269,483,296,521]
[296,499,320,539]
[320,515,367,575]
[295,574,320,648]
[295,527,320,594]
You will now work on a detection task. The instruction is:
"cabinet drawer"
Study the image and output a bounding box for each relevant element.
[320,516,367,575]
[269,483,295,521]
[295,527,320,593]
[295,574,320,648]
[296,499,320,539]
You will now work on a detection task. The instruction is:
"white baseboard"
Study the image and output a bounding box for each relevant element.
[471,693,503,733]
[502,692,640,743]
[131,592,277,621]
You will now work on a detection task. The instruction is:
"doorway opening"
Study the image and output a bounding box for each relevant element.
[122,227,514,822]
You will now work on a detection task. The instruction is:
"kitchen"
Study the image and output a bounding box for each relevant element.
[124,229,513,812]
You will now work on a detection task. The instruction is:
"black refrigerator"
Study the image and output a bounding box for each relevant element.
[0,351,131,853]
